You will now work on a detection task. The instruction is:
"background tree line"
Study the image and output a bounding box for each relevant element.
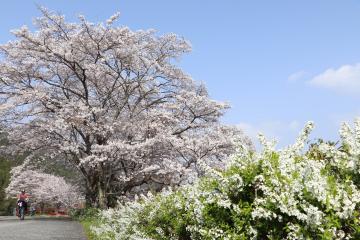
[0,133,23,215]
[0,157,14,215]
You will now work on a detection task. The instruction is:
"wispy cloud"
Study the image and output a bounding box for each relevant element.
[288,70,308,82]
[307,63,360,94]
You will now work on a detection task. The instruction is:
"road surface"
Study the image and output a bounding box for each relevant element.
[0,216,87,240]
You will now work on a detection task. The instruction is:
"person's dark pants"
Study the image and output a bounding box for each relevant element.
[17,200,27,213]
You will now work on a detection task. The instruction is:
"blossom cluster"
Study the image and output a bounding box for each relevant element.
[91,119,360,239]
[6,166,83,208]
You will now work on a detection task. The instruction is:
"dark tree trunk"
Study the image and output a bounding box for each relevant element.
[84,173,109,209]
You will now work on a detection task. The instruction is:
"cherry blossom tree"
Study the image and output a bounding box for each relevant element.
[0,8,249,208]
[6,169,82,208]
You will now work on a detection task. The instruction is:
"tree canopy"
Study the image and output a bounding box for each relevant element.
[0,8,248,208]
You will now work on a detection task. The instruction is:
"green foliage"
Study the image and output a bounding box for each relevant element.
[69,207,100,221]
[0,131,26,216]
[0,157,16,215]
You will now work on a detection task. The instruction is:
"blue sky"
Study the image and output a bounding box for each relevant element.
[1,1,360,147]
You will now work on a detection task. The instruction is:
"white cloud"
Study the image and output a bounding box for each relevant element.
[308,63,360,94]
[288,70,308,82]
[237,120,302,149]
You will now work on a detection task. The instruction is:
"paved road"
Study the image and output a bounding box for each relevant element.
[0,216,87,240]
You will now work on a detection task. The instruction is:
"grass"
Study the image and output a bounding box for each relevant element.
[70,208,102,240]
[80,218,100,240]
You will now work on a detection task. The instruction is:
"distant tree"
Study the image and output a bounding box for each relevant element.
[6,169,82,209]
[0,8,250,208]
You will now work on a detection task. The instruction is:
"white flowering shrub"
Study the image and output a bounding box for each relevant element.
[92,119,360,239]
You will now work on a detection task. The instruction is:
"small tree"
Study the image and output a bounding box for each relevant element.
[6,169,82,209]
[0,8,249,208]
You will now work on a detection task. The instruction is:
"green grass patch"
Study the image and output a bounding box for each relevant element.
[70,208,102,240]
[81,218,100,240]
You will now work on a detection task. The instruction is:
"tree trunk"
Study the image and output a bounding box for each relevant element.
[40,202,45,214]
[97,180,107,209]
[85,174,108,209]
[85,183,97,208]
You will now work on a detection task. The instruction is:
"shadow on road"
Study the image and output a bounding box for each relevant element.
[0,216,72,222]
